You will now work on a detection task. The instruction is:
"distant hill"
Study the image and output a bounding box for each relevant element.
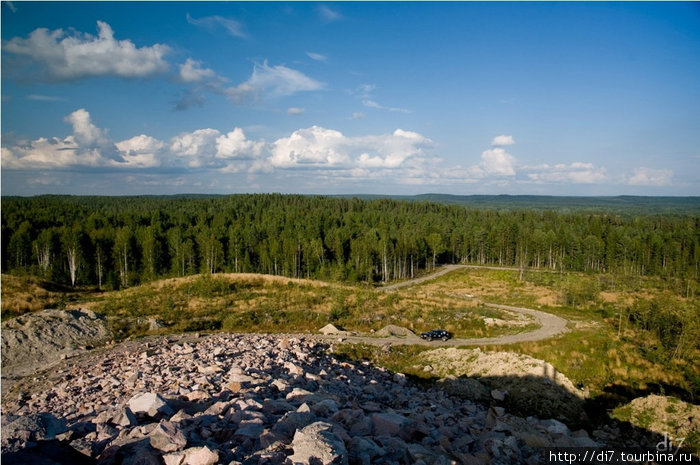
[334,194,700,215]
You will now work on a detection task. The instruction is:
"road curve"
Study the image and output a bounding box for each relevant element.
[319,265,568,347]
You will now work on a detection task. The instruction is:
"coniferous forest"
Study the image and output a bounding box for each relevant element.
[2,194,698,290]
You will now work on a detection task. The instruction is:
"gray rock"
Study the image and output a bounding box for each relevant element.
[491,389,507,401]
[148,420,187,452]
[110,407,137,427]
[288,421,348,465]
[1,412,67,443]
[312,399,339,418]
[542,418,569,435]
[272,411,315,439]
[371,412,417,440]
[182,446,219,465]
[348,436,385,461]
[128,392,174,417]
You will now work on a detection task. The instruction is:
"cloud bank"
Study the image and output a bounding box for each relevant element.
[4,114,645,193]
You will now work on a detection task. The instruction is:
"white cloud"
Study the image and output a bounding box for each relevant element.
[179,58,217,83]
[306,51,327,62]
[115,134,164,168]
[186,13,246,39]
[64,109,107,147]
[2,108,437,185]
[352,112,365,120]
[627,167,673,186]
[4,21,170,81]
[270,126,432,170]
[226,61,324,103]
[356,129,432,168]
[27,94,66,102]
[491,135,515,146]
[215,128,264,160]
[287,107,305,115]
[1,137,99,169]
[169,128,220,167]
[362,99,411,114]
[271,126,349,168]
[0,109,142,169]
[480,148,516,176]
[524,162,607,184]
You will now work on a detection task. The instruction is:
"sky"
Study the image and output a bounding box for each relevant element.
[2,1,699,196]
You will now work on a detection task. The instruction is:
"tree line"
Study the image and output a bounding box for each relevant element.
[2,194,698,290]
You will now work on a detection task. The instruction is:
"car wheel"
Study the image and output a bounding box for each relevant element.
[426,337,432,342]
[441,336,448,341]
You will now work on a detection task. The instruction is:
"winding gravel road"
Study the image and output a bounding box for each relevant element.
[319,264,568,347]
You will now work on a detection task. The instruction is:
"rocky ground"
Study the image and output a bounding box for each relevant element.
[419,347,587,423]
[2,332,607,465]
[1,308,111,386]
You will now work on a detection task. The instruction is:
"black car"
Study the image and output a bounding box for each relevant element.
[420,329,452,341]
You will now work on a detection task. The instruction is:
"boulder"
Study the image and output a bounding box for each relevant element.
[371,412,417,440]
[182,446,219,465]
[128,392,174,417]
[288,421,348,465]
[148,420,187,452]
[110,407,137,427]
[375,325,415,338]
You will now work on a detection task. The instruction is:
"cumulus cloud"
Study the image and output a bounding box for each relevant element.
[270,127,432,170]
[2,108,438,185]
[0,109,159,169]
[169,128,220,167]
[225,61,324,103]
[491,135,515,146]
[186,13,246,39]
[479,148,516,176]
[3,21,170,81]
[115,135,164,168]
[215,128,265,160]
[270,126,349,168]
[178,58,217,83]
[356,129,432,168]
[627,167,673,186]
[64,109,107,147]
[524,162,607,184]
[1,137,98,169]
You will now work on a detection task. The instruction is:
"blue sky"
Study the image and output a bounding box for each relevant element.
[2,1,699,196]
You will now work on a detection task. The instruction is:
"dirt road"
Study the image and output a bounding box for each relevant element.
[320,264,568,347]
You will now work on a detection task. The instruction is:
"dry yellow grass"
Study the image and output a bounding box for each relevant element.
[1,274,96,318]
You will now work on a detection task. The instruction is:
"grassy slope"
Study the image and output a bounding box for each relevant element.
[81,272,530,340]
[0,274,97,320]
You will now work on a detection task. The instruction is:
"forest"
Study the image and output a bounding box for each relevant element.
[2,194,698,291]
